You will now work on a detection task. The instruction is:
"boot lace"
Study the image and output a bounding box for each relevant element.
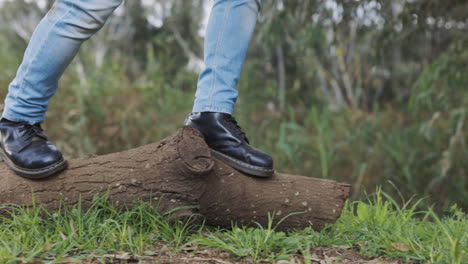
[18,123,47,142]
[226,115,249,144]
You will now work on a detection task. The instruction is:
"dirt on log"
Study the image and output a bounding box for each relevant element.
[0,126,350,231]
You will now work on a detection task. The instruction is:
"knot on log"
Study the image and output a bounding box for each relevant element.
[177,126,214,175]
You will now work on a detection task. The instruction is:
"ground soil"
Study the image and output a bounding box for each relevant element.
[26,245,411,264]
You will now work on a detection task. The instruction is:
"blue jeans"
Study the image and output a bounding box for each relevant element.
[2,0,259,124]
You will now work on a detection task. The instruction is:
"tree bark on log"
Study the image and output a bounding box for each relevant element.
[0,126,350,231]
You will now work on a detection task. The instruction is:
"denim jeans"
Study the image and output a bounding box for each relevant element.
[2,0,260,124]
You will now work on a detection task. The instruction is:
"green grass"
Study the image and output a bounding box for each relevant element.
[332,189,467,263]
[0,196,199,263]
[0,191,466,263]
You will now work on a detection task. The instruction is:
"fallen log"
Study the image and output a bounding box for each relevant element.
[0,126,350,231]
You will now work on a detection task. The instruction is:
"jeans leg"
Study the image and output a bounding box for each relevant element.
[2,0,123,124]
[192,0,259,114]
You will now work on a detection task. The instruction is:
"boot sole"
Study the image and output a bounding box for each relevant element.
[210,149,274,177]
[0,148,68,180]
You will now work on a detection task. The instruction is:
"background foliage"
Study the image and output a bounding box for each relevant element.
[0,0,466,212]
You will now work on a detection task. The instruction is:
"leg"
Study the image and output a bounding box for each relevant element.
[0,0,123,179]
[185,0,274,177]
[2,0,124,124]
[192,0,260,114]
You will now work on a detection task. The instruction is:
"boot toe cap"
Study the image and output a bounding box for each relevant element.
[247,148,274,169]
[14,143,64,170]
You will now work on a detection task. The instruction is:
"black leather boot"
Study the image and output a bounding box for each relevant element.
[0,119,67,179]
[184,112,274,177]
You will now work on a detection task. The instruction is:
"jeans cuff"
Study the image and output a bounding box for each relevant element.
[2,109,44,125]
